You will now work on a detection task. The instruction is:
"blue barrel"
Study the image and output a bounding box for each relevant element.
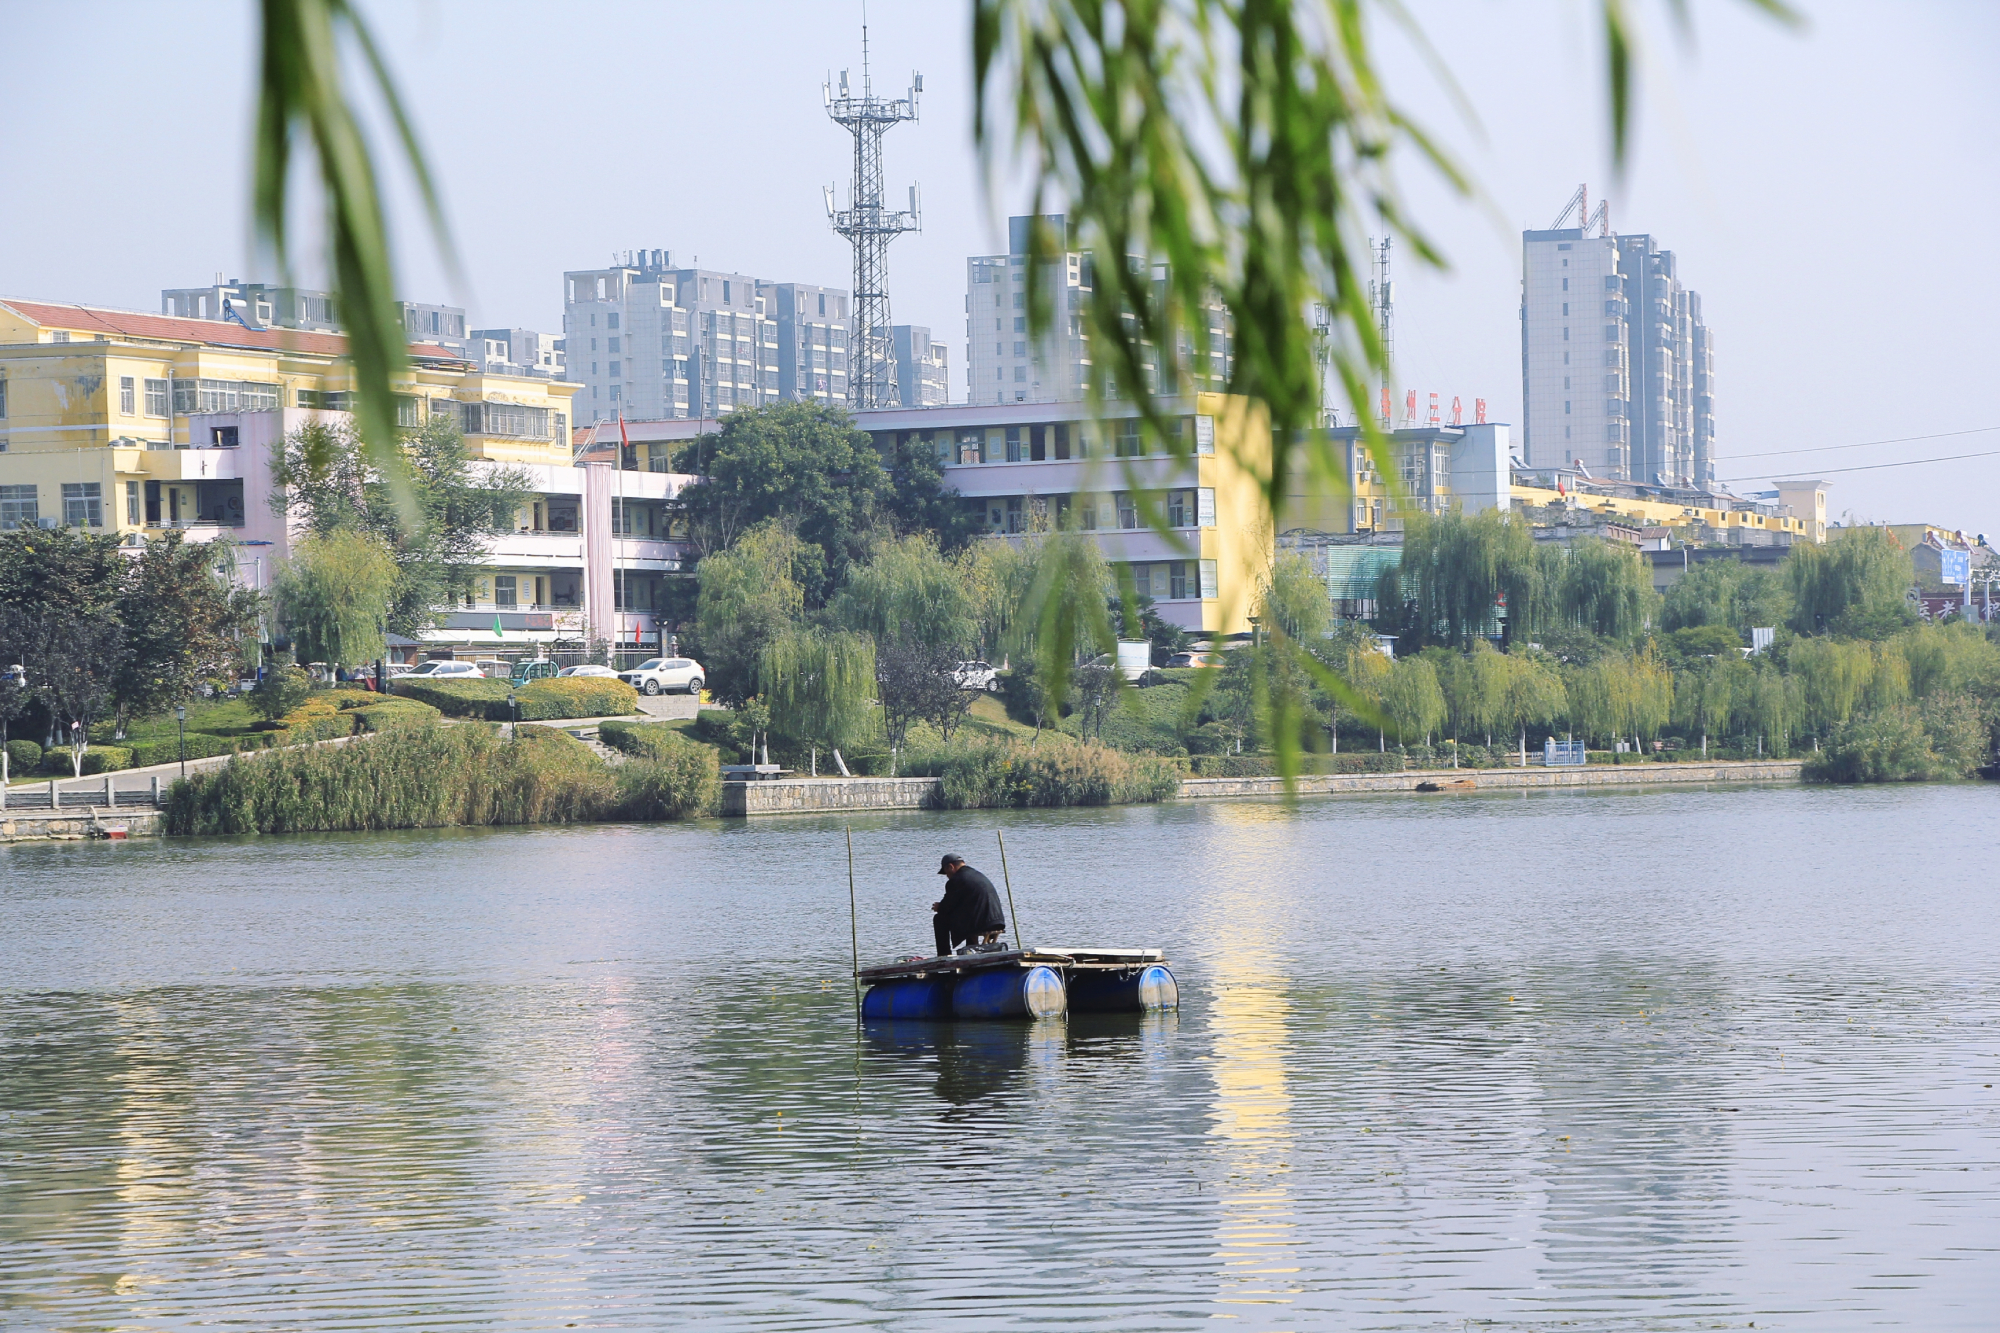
[861,976,958,1021]
[1066,964,1178,1013]
[951,965,1067,1020]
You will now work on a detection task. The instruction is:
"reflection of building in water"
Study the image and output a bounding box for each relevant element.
[1203,822,1302,1317]
[1523,963,1738,1304]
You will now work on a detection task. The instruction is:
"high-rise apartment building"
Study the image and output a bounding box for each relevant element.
[967,215,1230,407]
[563,252,852,423]
[892,325,950,407]
[1521,220,1714,488]
[160,279,472,358]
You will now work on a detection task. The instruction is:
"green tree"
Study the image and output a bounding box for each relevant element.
[832,534,977,651]
[1789,637,1874,737]
[694,522,807,708]
[761,626,877,776]
[272,414,533,637]
[1395,509,1538,650]
[275,530,397,673]
[672,402,888,605]
[883,431,983,552]
[1786,527,1916,637]
[1556,538,1659,641]
[1662,557,1792,635]
[113,534,262,736]
[1497,650,1568,763]
[1381,655,1445,747]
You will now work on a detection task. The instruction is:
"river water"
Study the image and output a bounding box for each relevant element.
[2,782,1996,1331]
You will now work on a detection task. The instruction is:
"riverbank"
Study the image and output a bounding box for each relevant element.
[721,757,1805,816]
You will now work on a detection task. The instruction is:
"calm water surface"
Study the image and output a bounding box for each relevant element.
[2,782,1996,1331]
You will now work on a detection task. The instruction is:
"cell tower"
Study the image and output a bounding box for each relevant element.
[823,18,921,409]
[1369,237,1394,427]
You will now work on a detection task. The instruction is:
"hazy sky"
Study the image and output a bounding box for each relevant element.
[4,2,1995,533]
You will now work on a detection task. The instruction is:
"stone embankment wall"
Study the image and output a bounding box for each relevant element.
[720,759,1805,818]
[1179,759,1805,800]
[1,810,164,843]
[720,776,945,817]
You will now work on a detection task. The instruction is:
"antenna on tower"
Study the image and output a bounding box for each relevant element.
[824,10,920,409]
[1588,198,1611,237]
[1551,183,1588,231]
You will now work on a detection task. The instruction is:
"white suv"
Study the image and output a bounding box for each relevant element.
[404,660,483,679]
[618,656,705,696]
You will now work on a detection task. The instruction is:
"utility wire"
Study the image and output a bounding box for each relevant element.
[1728,424,2000,462]
[1721,446,2000,483]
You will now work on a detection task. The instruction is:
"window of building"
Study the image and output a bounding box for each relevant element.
[1562,327,1569,341]
[138,378,168,417]
[609,384,622,402]
[1115,420,1142,457]
[596,278,607,300]
[1116,493,1138,529]
[1005,426,1022,462]
[1133,564,1152,598]
[607,314,619,329]
[1562,278,1569,291]
[1198,559,1218,600]
[53,330,70,343]
[172,379,280,414]
[1013,366,1027,382]
[119,377,135,414]
[1167,491,1187,527]
[1053,423,1071,460]
[1013,341,1026,356]
[1169,561,1189,600]
[126,481,141,526]
[62,482,103,528]
[0,484,36,528]
[494,575,517,608]
[608,337,621,353]
[1561,303,1568,316]
[610,361,621,377]
[1012,292,1024,309]
[397,395,421,427]
[0,377,7,419]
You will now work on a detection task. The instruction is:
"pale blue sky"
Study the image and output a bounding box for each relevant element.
[3,2,1995,532]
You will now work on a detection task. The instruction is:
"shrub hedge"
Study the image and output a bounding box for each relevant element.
[128,731,248,768]
[1189,751,1408,777]
[902,734,1181,808]
[347,697,442,733]
[391,675,638,721]
[79,746,134,775]
[6,739,42,771]
[163,719,714,835]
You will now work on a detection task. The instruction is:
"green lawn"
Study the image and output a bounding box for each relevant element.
[100,696,266,745]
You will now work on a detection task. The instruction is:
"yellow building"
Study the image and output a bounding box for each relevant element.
[0,298,581,567]
[856,392,1273,636]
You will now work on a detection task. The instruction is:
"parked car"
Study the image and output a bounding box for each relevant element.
[510,659,559,685]
[557,664,621,679]
[403,660,484,679]
[1165,651,1223,669]
[618,657,706,696]
[952,660,999,691]
[471,659,511,679]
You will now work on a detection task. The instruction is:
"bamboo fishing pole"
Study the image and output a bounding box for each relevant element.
[996,829,1021,951]
[846,826,860,1019]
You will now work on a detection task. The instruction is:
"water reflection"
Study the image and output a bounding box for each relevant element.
[3,785,1997,1329]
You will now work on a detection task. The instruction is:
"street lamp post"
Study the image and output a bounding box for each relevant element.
[175,704,187,779]
[508,692,518,741]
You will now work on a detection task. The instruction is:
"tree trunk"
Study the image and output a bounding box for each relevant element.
[1378,728,1384,752]
[810,743,818,777]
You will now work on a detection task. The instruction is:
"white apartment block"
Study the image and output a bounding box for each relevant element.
[893,324,950,406]
[966,214,1231,407]
[468,327,564,380]
[1522,223,1714,488]
[564,251,851,425]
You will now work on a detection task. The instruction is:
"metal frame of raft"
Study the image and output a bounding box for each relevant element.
[857,947,1178,1022]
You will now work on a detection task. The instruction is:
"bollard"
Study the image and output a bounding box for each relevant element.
[50,776,59,810]
[152,776,161,806]
[105,776,114,808]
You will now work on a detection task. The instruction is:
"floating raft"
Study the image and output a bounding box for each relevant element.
[857,947,1177,1021]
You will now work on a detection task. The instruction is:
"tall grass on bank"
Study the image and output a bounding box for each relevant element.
[900,735,1182,809]
[1804,694,1991,784]
[599,721,723,819]
[165,720,717,834]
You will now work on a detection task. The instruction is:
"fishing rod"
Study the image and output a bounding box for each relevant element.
[996,829,1022,950]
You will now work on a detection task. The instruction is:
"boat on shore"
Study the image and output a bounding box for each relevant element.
[857,946,1177,1021]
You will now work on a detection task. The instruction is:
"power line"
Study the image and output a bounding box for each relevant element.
[1728,424,2000,462]
[1722,446,2000,483]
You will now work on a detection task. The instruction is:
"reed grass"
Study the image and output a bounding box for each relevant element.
[900,734,1181,809]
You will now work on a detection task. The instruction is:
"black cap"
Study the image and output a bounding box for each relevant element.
[939,853,963,871]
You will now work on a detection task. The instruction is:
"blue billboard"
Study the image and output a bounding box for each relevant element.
[1941,548,1970,586]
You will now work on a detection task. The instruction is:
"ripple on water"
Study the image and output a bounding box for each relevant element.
[1,782,1997,1330]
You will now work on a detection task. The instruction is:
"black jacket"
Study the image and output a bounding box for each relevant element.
[937,865,1006,939]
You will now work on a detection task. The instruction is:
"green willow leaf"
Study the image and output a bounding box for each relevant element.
[254,0,455,529]
[976,0,1794,789]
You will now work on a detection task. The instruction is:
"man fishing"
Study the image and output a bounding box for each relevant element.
[933,853,1006,957]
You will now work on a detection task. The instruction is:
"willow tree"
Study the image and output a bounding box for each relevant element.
[761,627,877,777]
[695,522,806,708]
[1785,527,1916,637]
[1498,652,1568,765]
[1789,637,1874,737]
[275,530,396,675]
[1398,510,1538,650]
[1381,655,1445,748]
[1556,539,1658,642]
